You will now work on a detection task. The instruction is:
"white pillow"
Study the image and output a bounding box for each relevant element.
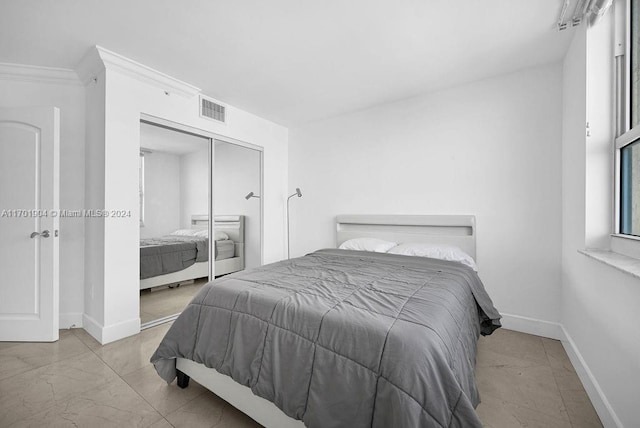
[213,230,229,241]
[387,243,477,271]
[170,229,200,236]
[339,238,397,253]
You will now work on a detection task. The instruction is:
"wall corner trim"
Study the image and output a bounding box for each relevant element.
[75,45,201,97]
[0,62,81,86]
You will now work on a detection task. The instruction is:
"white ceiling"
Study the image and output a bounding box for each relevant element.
[0,0,573,126]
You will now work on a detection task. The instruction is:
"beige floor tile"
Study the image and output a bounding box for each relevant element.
[94,322,173,376]
[478,328,549,366]
[213,405,265,428]
[552,365,585,392]
[141,310,159,325]
[0,340,21,351]
[164,391,228,428]
[165,391,261,428]
[541,338,597,395]
[541,338,575,371]
[477,393,572,428]
[476,363,570,422]
[123,363,207,416]
[149,417,175,428]
[1,323,605,428]
[0,351,120,426]
[476,345,542,369]
[12,377,163,427]
[140,280,206,324]
[560,388,604,428]
[0,329,92,381]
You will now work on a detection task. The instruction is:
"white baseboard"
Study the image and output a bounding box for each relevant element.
[81,314,140,345]
[59,312,83,329]
[560,327,623,428]
[499,313,564,339]
[101,317,140,344]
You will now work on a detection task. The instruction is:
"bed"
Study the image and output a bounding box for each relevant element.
[139,215,245,290]
[151,215,501,427]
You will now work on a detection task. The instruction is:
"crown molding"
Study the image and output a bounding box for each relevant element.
[0,62,81,86]
[76,45,200,98]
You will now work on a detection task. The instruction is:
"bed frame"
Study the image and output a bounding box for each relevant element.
[336,214,476,260]
[139,215,245,290]
[174,214,477,428]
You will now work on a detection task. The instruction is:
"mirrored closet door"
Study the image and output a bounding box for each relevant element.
[213,140,262,270]
[138,121,263,328]
[139,122,211,327]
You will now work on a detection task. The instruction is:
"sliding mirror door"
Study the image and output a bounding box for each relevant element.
[213,140,262,271]
[139,122,210,327]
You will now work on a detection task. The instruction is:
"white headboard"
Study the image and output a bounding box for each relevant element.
[191,214,245,244]
[336,215,476,260]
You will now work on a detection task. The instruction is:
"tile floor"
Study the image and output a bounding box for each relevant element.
[0,326,603,427]
[140,279,207,325]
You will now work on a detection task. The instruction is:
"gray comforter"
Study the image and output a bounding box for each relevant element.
[140,235,209,279]
[151,249,501,427]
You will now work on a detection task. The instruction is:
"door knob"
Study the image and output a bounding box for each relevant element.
[30,230,50,238]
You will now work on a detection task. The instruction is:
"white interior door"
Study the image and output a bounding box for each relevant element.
[0,107,60,342]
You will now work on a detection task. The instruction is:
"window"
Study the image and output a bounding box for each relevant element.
[632,0,640,128]
[139,152,145,227]
[616,0,640,237]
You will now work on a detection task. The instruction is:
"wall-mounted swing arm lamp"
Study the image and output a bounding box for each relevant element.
[245,191,261,200]
[286,188,303,259]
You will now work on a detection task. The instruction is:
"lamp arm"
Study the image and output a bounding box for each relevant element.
[286,188,302,259]
[286,196,292,259]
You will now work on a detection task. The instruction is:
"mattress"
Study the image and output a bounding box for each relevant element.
[214,239,235,261]
[151,249,501,427]
[139,235,209,279]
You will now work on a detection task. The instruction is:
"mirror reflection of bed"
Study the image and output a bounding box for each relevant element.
[139,216,245,325]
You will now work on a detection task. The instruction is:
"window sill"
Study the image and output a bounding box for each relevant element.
[579,249,640,279]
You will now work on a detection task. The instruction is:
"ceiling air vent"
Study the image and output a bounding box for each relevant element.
[200,96,226,123]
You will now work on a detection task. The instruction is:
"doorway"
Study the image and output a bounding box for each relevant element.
[0,107,60,342]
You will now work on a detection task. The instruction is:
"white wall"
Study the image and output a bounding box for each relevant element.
[140,151,181,238]
[180,148,208,229]
[561,15,640,428]
[213,141,262,269]
[0,74,86,328]
[289,63,564,328]
[81,47,289,343]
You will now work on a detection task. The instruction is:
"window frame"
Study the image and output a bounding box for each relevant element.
[614,0,633,233]
[609,0,640,258]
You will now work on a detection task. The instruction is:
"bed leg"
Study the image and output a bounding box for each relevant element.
[176,370,190,389]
